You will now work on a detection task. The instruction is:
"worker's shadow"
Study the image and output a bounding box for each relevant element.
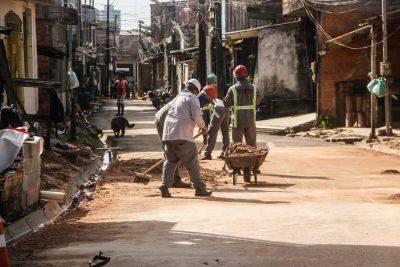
[243,182,296,189]
[174,195,290,205]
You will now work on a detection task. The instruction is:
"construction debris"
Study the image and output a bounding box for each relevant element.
[288,128,365,144]
[226,143,266,156]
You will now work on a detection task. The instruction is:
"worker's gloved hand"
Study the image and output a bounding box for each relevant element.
[200,127,208,135]
[203,134,208,145]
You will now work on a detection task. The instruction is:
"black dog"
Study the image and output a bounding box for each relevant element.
[111,116,135,137]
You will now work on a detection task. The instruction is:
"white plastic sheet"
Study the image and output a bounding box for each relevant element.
[0,129,28,173]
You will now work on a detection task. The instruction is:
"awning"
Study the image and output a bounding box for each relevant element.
[225,20,300,41]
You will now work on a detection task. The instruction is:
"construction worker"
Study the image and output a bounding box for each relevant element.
[201,73,218,146]
[155,102,191,188]
[159,79,213,198]
[223,65,262,147]
[201,74,230,160]
[201,98,230,160]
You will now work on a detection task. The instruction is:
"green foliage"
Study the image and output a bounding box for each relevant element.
[74,132,104,149]
[317,115,334,129]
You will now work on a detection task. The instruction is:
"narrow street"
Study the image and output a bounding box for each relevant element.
[10,99,400,267]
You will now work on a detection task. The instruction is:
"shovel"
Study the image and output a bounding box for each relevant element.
[134,131,204,183]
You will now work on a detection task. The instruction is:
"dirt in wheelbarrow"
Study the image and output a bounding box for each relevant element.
[226,143,268,156]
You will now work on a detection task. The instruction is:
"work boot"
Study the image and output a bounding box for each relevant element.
[200,154,212,160]
[217,152,224,159]
[159,186,172,198]
[172,180,191,188]
[195,187,212,197]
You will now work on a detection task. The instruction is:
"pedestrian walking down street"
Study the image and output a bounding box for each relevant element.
[115,73,127,116]
[154,102,191,188]
[159,79,213,198]
[223,65,262,147]
[201,98,230,160]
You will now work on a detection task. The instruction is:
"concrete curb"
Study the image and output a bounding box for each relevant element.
[356,142,400,157]
[5,157,102,246]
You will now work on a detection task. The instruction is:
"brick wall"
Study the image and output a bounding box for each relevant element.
[317,6,400,125]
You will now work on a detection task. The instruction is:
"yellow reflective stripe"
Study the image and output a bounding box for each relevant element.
[253,85,257,122]
[232,84,257,128]
[232,85,238,128]
[236,105,255,110]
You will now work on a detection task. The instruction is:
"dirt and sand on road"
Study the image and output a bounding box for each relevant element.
[10,99,400,266]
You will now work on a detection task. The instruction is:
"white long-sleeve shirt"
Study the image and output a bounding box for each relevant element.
[162,89,205,142]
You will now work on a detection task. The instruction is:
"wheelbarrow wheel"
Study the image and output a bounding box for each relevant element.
[233,173,237,185]
[243,168,251,183]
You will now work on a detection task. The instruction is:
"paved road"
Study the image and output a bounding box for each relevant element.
[11,98,400,267]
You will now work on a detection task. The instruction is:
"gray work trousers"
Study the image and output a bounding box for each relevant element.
[205,111,230,157]
[155,119,181,183]
[161,140,205,188]
[232,124,257,147]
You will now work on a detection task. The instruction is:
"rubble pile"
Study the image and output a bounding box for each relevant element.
[379,139,400,149]
[201,170,219,185]
[102,158,163,177]
[41,143,98,191]
[289,128,365,143]
[226,143,266,156]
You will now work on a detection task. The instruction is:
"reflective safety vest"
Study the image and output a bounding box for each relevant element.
[231,85,257,128]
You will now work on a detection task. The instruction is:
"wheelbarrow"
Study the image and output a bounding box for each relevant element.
[223,149,268,185]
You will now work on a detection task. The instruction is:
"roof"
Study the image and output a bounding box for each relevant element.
[225,20,300,41]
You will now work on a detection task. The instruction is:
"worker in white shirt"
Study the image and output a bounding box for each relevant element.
[159,79,213,198]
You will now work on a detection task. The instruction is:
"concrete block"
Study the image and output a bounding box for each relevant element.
[22,136,44,158]
[23,172,40,191]
[25,209,47,230]
[6,217,32,240]
[23,156,41,175]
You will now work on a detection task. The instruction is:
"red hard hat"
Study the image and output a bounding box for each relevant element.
[233,65,248,78]
[204,85,218,99]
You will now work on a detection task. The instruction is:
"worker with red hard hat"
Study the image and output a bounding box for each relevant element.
[223,65,262,147]
[200,73,230,160]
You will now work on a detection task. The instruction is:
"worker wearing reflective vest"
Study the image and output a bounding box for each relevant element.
[223,65,262,147]
[201,98,230,160]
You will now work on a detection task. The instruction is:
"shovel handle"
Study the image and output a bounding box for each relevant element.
[193,131,204,140]
[143,158,165,175]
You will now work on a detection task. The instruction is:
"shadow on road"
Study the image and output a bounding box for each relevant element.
[243,182,296,189]
[174,196,290,205]
[265,173,332,180]
[11,218,400,266]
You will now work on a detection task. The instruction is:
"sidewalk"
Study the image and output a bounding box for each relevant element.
[256,113,316,134]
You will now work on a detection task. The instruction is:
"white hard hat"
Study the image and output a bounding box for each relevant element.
[186,78,201,91]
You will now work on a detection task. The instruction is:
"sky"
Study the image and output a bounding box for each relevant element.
[94,0,153,30]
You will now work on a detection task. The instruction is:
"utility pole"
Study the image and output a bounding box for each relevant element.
[215,0,224,97]
[369,23,377,140]
[382,0,392,135]
[105,0,110,97]
[138,20,143,96]
[198,0,207,86]
[114,14,117,78]
[171,2,177,95]
[68,27,76,141]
